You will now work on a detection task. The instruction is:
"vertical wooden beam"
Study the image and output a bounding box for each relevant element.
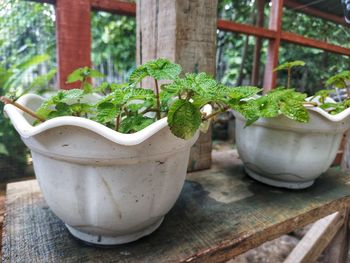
[137,0,218,171]
[263,0,283,92]
[55,0,92,89]
[251,0,265,86]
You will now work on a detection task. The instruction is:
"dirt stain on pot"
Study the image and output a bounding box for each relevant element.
[100,175,123,219]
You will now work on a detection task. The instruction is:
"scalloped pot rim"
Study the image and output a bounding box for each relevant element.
[4,93,211,146]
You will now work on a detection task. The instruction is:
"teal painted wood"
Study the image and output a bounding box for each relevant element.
[3,150,350,263]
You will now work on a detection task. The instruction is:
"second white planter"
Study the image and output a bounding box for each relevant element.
[233,106,350,189]
[4,94,205,245]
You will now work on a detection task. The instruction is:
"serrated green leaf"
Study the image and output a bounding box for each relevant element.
[146,59,182,80]
[280,101,309,123]
[129,59,181,84]
[36,99,55,119]
[96,102,119,124]
[167,99,201,139]
[60,89,84,103]
[273,60,306,72]
[232,99,260,126]
[66,67,104,84]
[66,68,85,83]
[119,115,155,133]
[129,66,148,84]
[325,71,350,89]
[229,86,261,100]
[258,97,279,118]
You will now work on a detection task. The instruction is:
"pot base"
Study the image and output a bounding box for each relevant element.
[245,167,314,189]
[66,217,164,246]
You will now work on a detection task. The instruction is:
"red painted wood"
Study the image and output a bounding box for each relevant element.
[263,0,284,92]
[281,32,350,56]
[91,0,136,16]
[217,20,276,39]
[284,0,347,26]
[251,0,266,86]
[56,0,91,89]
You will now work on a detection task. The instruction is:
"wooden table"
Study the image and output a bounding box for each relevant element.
[3,150,350,263]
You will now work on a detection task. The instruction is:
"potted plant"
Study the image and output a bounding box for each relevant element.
[2,58,259,245]
[232,61,350,189]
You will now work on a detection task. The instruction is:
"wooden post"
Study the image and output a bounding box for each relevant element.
[137,0,218,171]
[55,0,92,89]
[323,209,350,263]
[263,0,283,92]
[251,0,265,86]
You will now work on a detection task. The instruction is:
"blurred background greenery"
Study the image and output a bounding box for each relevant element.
[0,0,349,178]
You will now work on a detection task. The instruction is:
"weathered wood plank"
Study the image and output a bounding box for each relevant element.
[284,211,345,263]
[136,0,217,171]
[55,0,91,89]
[323,209,350,263]
[251,0,265,86]
[3,150,350,263]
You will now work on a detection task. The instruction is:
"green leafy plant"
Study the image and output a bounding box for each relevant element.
[2,59,261,140]
[274,60,305,89]
[4,59,349,139]
[314,71,350,115]
[233,87,309,126]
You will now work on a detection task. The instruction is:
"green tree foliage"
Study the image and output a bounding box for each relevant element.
[217,0,350,95]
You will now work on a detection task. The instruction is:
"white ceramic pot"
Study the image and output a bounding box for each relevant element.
[233,106,350,189]
[4,94,203,245]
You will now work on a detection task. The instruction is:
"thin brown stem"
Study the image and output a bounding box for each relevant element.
[0,96,45,122]
[154,79,161,120]
[116,115,120,131]
[202,106,229,121]
[287,68,291,89]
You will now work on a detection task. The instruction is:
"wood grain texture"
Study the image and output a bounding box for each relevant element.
[55,0,91,89]
[251,0,265,86]
[136,0,217,171]
[323,209,350,263]
[3,150,350,263]
[284,211,345,263]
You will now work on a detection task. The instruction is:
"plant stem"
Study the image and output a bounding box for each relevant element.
[154,79,161,120]
[116,115,120,131]
[202,106,229,121]
[287,68,291,89]
[0,96,45,122]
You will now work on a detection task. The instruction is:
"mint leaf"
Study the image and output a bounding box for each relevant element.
[167,99,201,139]
[146,59,182,80]
[119,116,155,133]
[273,60,305,72]
[325,71,350,89]
[229,86,261,100]
[280,101,309,123]
[96,102,119,124]
[129,59,181,84]
[66,67,104,83]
